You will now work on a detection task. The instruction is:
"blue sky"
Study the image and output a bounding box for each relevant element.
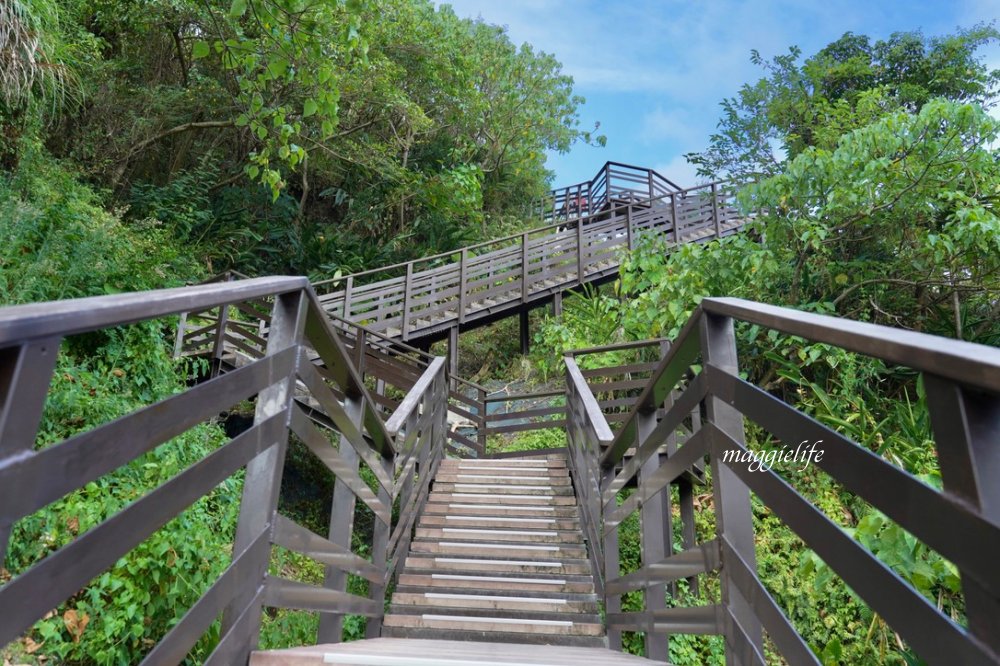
[442,0,1000,188]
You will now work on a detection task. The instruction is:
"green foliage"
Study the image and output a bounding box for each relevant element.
[689,26,1000,181]
[486,427,565,455]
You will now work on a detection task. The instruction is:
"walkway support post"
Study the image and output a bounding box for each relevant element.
[638,408,670,662]
[923,375,1000,654]
[519,309,530,356]
[699,311,763,663]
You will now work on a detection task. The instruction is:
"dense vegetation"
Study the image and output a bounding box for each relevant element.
[1,1,998,663]
[532,29,1000,666]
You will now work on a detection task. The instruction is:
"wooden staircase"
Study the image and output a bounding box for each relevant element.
[249,454,665,665]
[382,454,604,647]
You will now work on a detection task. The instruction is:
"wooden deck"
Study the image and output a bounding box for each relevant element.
[313,178,746,343]
[251,638,660,665]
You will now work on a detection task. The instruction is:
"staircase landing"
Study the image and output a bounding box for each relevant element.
[250,637,660,665]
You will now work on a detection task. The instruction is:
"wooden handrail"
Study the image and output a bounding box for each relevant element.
[573,298,1000,664]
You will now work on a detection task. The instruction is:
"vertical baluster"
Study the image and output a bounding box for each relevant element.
[923,375,1000,654]
[576,220,584,283]
[365,452,393,638]
[210,302,230,378]
[521,232,529,302]
[317,394,364,643]
[700,312,763,663]
[477,386,487,456]
[671,193,680,245]
[712,182,721,239]
[638,408,670,661]
[401,262,413,342]
[0,337,61,559]
[343,276,354,320]
[458,248,468,324]
[625,205,633,251]
[222,290,307,654]
[602,463,622,652]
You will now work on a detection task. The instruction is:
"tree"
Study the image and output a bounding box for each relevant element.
[688,26,1000,182]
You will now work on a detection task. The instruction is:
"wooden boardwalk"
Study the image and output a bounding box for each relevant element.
[313,174,746,343]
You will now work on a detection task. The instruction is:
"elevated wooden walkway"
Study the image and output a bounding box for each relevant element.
[312,170,744,344]
[2,164,998,666]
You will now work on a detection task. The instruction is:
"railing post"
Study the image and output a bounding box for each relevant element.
[625,205,633,251]
[711,182,721,239]
[477,386,487,455]
[221,289,307,655]
[638,408,670,661]
[602,464,622,652]
[670,193,680,245]
[365,452,394,639]
[210,302,230,377]
[647,168,655,200]
[923,375,1000,654]
[343,276,354,319]
[521,232,529,302]
[354,328,367,378]
[0,338,61,560]
[699,311,763,663]
[576,220,584,283]
[317,393,364,643]
[458,248,468,324]
[401,262,413,341]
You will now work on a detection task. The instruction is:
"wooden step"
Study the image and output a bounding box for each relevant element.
[382,612,604,637]
[251,637,663,665]
[432,483,574,496]
[422,501,580,518]
[434,473,572,486]
[409,539,588,559]
[392,590,598,613]
[427,492,577,505]
[387,603,600,624]
[418,514,581,530]
[415,527,582,544]
[397,573,594,594]
[403,555,592,575]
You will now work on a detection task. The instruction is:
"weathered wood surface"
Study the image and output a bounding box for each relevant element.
[250,637,661,665]
[313,178,745,342]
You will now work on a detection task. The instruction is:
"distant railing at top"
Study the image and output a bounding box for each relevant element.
[312,179,743,343]
[0,278,452,663]
[564,299,1000,665]
[532,161,683,224]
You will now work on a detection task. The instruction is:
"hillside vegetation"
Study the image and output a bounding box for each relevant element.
[1,2,999,663]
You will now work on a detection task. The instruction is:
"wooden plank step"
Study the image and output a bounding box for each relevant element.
[432,483,574,496]
[380,625,608,649]
[415,527,583,544]
[434,474,571,486]
[403,555,591,575]
[422,502,580,518]
[386,603,600,624]
[427,492,577,505]
[397,573,594,594]
[251,637,662,665]
[418,514,581,530]
[382,613,604,636]
[391,590,598,613]
[409,539,588,559]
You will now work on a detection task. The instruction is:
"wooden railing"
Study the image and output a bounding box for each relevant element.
[0,278,451,663]
[565,298,1000,664]
[313,179,742,342]
[532,161,683,223]
[174,278,488,457]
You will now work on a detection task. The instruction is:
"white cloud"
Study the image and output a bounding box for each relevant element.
[653,155,702,188]
[640,107,700,143]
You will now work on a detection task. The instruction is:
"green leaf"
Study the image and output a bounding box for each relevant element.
[192,41,210,59]
[303,99,318,117]
[229,0,248,17]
